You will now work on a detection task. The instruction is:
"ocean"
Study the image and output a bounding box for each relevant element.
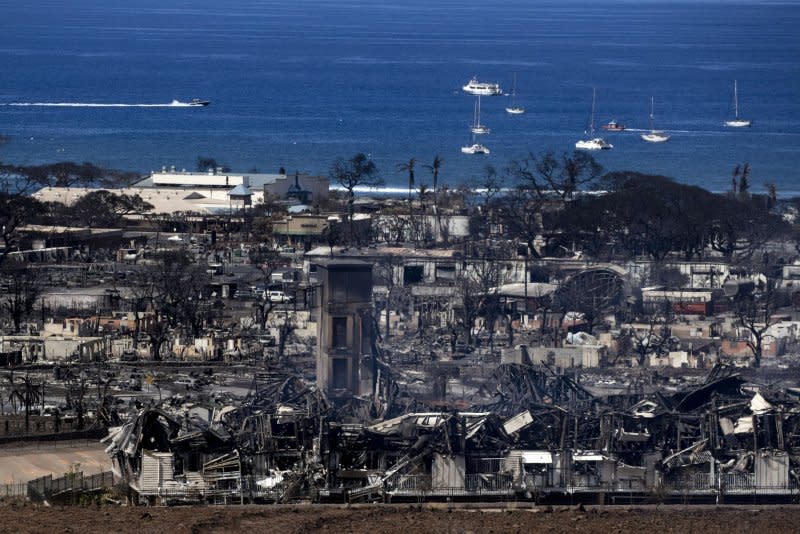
[1,0,799,194]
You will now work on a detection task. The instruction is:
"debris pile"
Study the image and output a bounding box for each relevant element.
[103,363,800,504]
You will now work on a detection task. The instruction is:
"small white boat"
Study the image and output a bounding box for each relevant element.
[461,143,490,155]
[641,131,670,143]
[642,131,670,143]
[505,73,525,114]
[470,96,490,135]
[576,89,612,150]
[463,77,502,96]
[575,138,613,150]
[641,96,671,143]
[725,80,752,128]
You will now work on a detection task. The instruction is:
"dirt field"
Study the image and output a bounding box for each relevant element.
[0,441,111,484]
[0,503,798,534]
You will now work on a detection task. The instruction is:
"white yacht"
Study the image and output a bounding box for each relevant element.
[575,89,613,150]
[725,80,752,128]
[470,96,490,135]
[463,77,502,96]
[641,97,671,143]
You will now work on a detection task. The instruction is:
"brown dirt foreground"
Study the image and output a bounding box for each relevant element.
[0,503,798,534]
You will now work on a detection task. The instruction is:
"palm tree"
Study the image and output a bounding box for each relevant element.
[765,182,777,211]
[418,184,429,214]
[424,155,443,214]
[397,158,416,206]
[425,155,444,244]
[417,184,430,246]
[6,373,19,414]
[737,162,751,200]
[7,372,41,434]
[731,164,740,196]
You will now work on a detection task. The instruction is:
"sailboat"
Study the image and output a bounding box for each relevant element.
[641,97,670,143]
[505,73,525,115]
[470,96,490,135]
[575,88,613,150]
[725,80,752,128]
[462,96,490,154]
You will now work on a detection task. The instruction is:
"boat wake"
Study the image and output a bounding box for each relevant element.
[627,128,728,134]
[4,100,198,108]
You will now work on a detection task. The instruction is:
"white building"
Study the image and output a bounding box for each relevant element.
[33,169,329,216]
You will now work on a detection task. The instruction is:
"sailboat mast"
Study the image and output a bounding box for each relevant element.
[734,80,739,118]
[589,88,596,135]
[511,73,517,103]
[649,96,655,131]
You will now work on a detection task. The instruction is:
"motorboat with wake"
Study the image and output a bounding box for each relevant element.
[602,120,626,132]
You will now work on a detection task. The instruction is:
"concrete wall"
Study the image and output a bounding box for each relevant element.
[0,415,82,438]
[527,345,605,368]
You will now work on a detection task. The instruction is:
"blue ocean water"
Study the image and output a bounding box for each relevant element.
[1,0,799,194]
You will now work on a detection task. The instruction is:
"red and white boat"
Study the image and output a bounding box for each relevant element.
[601,120,626,132]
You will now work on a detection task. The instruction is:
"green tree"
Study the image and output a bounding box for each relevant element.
[69,190,153,227]
[734,279,780,368]
[0,161,135,188]
[196,156,230,173]
[0,261,41,333]
[329,153,382,245]
[133,250,210,360]
[0,193,41,267]
[507,150,603,203]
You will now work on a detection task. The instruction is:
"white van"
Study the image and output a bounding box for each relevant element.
[268,290,293,303]
[174,377,198,390]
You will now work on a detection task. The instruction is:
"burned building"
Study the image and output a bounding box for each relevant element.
[100,356,800,506]
[314,260,375,400]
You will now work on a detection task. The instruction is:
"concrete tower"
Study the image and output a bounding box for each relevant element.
[314,260,374,399]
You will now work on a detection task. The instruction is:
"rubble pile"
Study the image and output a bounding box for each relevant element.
[102,363,800,504]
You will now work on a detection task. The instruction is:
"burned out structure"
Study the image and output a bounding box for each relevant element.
[102,360,800,504]
[97,237,800,505]
[100,257,800,505]
[315,260,375,400]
